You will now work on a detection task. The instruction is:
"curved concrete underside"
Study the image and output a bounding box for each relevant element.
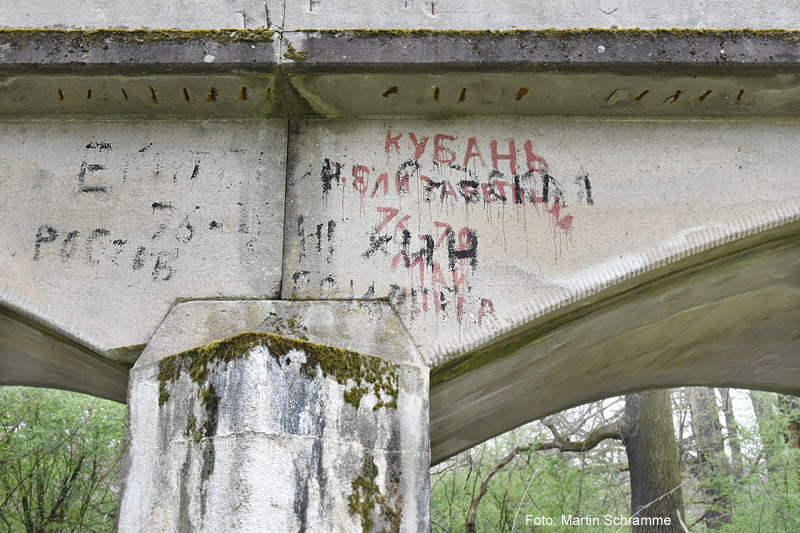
[0,302,129,401]
[430,222,800,463]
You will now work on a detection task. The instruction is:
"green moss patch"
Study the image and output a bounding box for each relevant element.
[283,41,310,62]
[347,455,402,533]
[157,331,399,412]
[348,455,381,533]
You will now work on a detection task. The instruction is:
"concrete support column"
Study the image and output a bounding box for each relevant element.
[117,301,429,532]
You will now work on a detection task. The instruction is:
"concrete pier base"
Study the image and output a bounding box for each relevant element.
[117,300,430,532]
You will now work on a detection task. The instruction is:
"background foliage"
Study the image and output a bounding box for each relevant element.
[0,387,125,533]
[0,386,797,532]
[431,390,800,532]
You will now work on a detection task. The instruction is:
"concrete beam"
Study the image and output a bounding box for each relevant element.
[3,30,800,117]
[283,70,800,117]
[280,30,800,74]
[0,74,279,117]
[282,117,800,366]
[3,30,799,74]
[0,119,286,366]
[0,30,279,73]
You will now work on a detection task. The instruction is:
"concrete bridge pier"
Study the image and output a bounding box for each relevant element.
[116,300,430,532]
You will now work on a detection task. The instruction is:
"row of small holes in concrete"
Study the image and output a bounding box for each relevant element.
[56,86,255,103]
[383,86,472,102]
[51,85,746,106]
[629,88,744,104]
[381,86,746,104]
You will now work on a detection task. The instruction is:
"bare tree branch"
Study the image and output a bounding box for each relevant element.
[535,421,623,453]
[465,421,623,532]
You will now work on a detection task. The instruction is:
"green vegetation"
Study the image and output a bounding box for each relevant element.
[0,387,125,532]
[1,385,796,532]
[432,420,630,532]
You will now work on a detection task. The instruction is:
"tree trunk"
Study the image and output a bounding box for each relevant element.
[777,395,800,449]
[717,388,744,479]
[777,395,800,491]
[622,390,685,533]
[688,388,731,529]
[749,390,779,475]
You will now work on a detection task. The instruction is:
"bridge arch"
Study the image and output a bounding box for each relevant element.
[430,222,800,462]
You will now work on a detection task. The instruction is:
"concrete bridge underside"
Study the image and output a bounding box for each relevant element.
[3,214,798,464]
[1,28,799,468]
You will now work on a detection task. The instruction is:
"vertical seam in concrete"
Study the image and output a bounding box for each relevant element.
[279,0,288,68]
[385,300,431,368]
[277,117,294,299]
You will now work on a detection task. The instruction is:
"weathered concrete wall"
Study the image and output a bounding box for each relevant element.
[280,0,800,31]
[1,112,798,435]
[1,112,798,455]
[0,119,286,363]
[3,0,800,30]
[118,300,429,532]
[283,117,800,366]
[0,0,278,30]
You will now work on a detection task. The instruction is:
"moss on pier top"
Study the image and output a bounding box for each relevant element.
[157,331,399,411]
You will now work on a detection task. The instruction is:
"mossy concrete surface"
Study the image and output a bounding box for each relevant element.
[118,300,428,532]
[135,300,427,369]
[156,331,400,411]
[281,29,800,74]
[0,29,279,73]
[3,29,799,74]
